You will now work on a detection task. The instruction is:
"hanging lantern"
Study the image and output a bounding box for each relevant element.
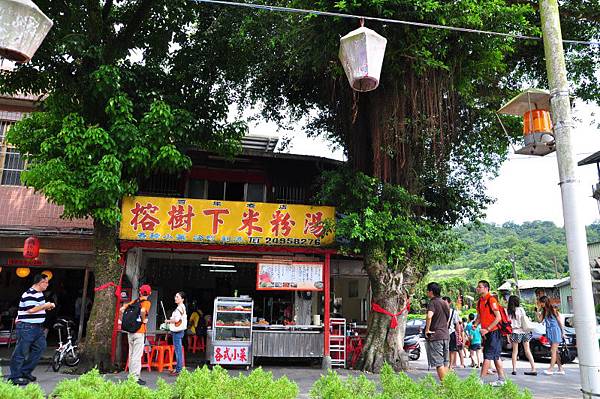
[23,236,40,258]
[497,88,555,156]
[0,0,53,63]
[16,267,31,278]
[339,25,387,92]
[41,270,53,280]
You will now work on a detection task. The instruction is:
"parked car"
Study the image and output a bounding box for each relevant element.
[405,318,426,337]
[502,314,577,363]
[563,314,600,349]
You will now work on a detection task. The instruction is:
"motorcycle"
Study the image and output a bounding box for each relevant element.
[404,334,421,361]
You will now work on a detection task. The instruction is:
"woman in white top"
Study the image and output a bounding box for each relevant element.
[165,291,187,375]
[507,295,537,376]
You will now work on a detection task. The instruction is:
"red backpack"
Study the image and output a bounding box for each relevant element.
[487,300,513,336]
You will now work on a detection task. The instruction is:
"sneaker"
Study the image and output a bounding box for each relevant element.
[9,378,29,386]
[543,369,554,375]
[490,379,506,387]
[22,374,37,382]
[555,370,566,375]
[137,379,147,386]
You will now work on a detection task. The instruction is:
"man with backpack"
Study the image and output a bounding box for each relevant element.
[120,284,152,385]
[474,280,507,386]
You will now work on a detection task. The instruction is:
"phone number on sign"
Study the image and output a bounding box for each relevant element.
[263,237,321,245]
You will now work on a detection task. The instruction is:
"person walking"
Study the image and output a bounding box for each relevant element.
[165,291,187,376]
[8,273,55,386]
[474,280,506,386]
[465,313,482,368]
[424,282,450,381]
[444,297,465,369]
[120,284,152,385]
[506,295,537,376]
[538,295,565,375]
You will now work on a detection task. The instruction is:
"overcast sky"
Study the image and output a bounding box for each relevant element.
[254,101,600,227]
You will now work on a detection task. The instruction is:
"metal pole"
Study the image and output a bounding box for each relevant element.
[77,268,90,343]
[510,255,520,298]
[539,1,600,396]
[322,253,332,369]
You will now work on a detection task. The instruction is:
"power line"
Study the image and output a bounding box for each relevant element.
[192,0,600,46]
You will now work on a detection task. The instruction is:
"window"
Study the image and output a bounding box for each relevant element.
[1,148,24,185]
[188,179,206,199]
[0,117,25,186]
[246,183,266,202]
[225,182,244,201]
[207,181,225,200]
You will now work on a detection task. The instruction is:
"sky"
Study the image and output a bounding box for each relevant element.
[250,101,600,227]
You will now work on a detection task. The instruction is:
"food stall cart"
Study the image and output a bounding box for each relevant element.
[208,296,253,367]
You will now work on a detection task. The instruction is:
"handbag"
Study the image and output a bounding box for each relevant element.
[520,308,534,332]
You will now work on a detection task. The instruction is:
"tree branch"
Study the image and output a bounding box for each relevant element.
[103,0,159,63]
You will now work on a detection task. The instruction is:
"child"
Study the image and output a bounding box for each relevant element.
[465,313,482,367]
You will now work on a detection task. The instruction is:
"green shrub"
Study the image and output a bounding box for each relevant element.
[0,379,45,399]
[49,366,297,399]
[310,364,532,399]
[407,314,426,320]
[173,366,297,399]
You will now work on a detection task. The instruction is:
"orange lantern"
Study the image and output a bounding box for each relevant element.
[23,236,40,258]
[41,270,53,280]
[16,268,31,278]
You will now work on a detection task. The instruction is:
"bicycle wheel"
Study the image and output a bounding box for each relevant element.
[52,351,62,372]
[64,346,80,367]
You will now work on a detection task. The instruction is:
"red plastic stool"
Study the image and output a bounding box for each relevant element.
[125,345,152,372]
[150,345,174,372]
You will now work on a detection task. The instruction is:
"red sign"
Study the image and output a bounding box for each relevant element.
[23,236,40,258]
[213,346,248,364]
[7,258,44,266]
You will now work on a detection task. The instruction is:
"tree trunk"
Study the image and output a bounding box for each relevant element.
[77,219,122,372]
[356,246,410,373]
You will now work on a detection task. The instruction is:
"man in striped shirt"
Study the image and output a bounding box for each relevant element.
[8,273,55,386]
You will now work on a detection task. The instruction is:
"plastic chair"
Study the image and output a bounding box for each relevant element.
[125,345,152,372]
[187,335,206,353]
[150,345,173,372]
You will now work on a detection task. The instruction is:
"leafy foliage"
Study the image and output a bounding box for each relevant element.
[0,378,44,399]
[310,364,532,399]
[49,367,298,399]
[318,170,460,271]
[8,66,191,225]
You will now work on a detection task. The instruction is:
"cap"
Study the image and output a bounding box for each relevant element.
[139,284,152,296]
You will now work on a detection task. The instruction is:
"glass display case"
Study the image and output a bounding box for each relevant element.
[210,296,253,366]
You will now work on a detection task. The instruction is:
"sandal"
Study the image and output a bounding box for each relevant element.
[524,371,537,376]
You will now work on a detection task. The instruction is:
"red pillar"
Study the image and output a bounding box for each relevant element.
[323,253,331,357]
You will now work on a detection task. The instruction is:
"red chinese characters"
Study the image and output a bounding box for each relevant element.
[238,208,263,236]
[167,204,195,232]
[303,211,324,237]
[203,209,230,234]
[213,346,248,364]
[270,210,295,237]
[130,202,160,231]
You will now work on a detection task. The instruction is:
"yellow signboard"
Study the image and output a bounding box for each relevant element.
[120,196,335,247]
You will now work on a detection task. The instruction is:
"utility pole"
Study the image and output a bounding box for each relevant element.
[539,1,600,396]
[510,255,520,298]
[553,256,559,278]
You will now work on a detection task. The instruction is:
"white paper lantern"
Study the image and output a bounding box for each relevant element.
[0,0,53,63]
[339,26,387,92]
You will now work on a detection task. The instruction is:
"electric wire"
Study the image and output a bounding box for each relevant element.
[191,0,600,46]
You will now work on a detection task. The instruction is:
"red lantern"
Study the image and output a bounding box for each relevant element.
[23,236,40,258]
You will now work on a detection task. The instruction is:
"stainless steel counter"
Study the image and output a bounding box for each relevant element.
[252,327,323,358]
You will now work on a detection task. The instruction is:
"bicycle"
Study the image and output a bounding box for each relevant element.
[52,318,80,371]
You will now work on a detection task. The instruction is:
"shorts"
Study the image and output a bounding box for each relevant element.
[449,332,463,352]
[470,343,481,350]
[509,332,532,344]
[426,339,449,368]
[483,330,502,361]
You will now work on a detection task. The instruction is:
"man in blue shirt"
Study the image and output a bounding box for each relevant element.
[9,273,55,386]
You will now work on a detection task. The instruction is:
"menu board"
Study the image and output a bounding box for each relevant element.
[256,262,323,291]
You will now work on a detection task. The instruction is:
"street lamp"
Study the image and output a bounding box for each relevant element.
[0,0,53,63]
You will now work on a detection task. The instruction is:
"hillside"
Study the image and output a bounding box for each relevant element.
[431,221,600,280]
